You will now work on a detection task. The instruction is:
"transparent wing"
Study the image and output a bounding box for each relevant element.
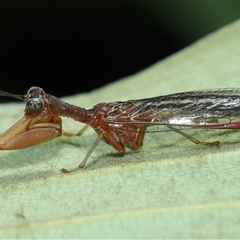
[103,88,240,127]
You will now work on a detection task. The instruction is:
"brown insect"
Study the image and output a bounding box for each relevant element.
[1,87,240,173]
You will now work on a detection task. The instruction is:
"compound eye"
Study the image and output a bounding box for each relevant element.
[26,98,44,112]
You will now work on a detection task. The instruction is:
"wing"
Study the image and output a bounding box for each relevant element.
[104,88,240,127]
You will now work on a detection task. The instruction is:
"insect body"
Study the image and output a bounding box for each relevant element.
[1,87,240,173]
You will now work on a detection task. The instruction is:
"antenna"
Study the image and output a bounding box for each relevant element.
[0,90,24,101]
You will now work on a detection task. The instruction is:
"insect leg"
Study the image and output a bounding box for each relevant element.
[62,124,89,137]
[61,131,105,173]
[167,126,220,147]
[132,126,146,150]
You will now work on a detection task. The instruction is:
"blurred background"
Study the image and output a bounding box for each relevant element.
[1,1,240,102]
